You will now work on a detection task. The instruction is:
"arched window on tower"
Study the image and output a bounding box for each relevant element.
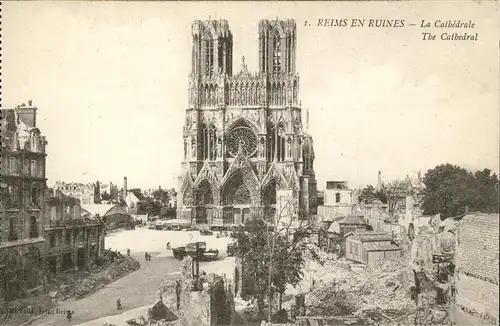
[205,38,214,75]
[201,124,209,160]
[277,123,286,162]
[267,124,276,161]
[210,124,217,160]
[335,192,341,203]
[218,42,224,71]
[273,34,281,75]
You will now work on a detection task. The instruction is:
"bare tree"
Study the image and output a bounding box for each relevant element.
[232,195,317,322]
[384,179,412,216]
[266,195,317,322]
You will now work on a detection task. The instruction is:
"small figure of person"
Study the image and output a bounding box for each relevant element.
[66,310,73,322]
[117,299,122,310]
[127,248,131,257]
[145,252,149,261]
[175,280,182,310]
[147,253,151,261]
[167,242,171,250]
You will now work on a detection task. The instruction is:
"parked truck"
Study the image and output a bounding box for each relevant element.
[172,241,219,261]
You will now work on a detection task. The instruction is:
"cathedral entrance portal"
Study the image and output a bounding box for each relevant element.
[222,171,255,225]
[232,207,251,224]
[195,180,214,224]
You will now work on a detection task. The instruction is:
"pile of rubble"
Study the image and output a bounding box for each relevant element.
[126,300,180,326]
[303,238,329,265]
[51,254,140,301]
[306,258,416,323]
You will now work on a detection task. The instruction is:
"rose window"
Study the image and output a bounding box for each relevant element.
[227,127,258,158]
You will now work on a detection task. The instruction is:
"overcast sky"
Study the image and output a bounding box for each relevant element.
[3,1,499,190]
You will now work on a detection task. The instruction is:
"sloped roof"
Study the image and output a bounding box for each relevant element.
[81,204,129,217]
[340,215,366,225]
[323,215,346,223]
[363,243,401,252]
[327,221,341,234]
[457,214,499,283]
[345,231,393,242]
[126,192,140,204]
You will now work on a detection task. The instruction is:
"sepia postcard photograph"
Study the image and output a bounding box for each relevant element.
[0,1,499,326]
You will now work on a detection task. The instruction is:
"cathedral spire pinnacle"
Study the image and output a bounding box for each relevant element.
[305,107,310,133]
[241,56,247,72]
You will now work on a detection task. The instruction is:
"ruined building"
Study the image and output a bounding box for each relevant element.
[177,18,317,226]
[44,188,105,274]
[0,101,47,299]
[54,181,95,204]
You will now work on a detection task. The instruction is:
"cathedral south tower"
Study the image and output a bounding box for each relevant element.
[177,18,317,227]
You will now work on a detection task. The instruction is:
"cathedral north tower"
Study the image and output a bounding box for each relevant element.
[191,19,233,77]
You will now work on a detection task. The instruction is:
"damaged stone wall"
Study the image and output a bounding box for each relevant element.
[175,256,233,326]
[453,214,499,325]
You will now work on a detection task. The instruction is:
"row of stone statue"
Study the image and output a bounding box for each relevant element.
[183,136,303,161]
[193,85,299,107]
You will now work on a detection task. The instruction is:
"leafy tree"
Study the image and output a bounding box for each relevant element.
[153,187,170,207]
[271,224,310,311]
[374,189,388,204]
[473,169,499,213]
[109,184,119,201]
[358,185,377,204]
[359,185,388,204]
[232,218,271,317]
[422,164,499,218]
[101,191,111,201]
[138,198,161,215]
[232,205,315,321]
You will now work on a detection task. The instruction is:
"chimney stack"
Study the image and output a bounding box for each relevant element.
[376,171,382,191]
[123,177,128,200]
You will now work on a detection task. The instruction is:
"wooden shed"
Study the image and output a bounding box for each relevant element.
[344,231,402,264]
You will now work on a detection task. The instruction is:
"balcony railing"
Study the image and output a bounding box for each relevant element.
[47,218,102,228]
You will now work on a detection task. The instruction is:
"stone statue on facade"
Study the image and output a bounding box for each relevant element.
[184,139,188,159]
[191,139,196,158]
[216,139,222,158]
[287,137,292,158]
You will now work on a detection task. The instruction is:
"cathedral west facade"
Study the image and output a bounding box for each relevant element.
[177,18,317,226]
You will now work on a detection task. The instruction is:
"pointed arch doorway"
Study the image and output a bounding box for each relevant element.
[195,180,214,225]
[222,171,254,225]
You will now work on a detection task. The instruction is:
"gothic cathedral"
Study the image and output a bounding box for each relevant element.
[177,18,317,226]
